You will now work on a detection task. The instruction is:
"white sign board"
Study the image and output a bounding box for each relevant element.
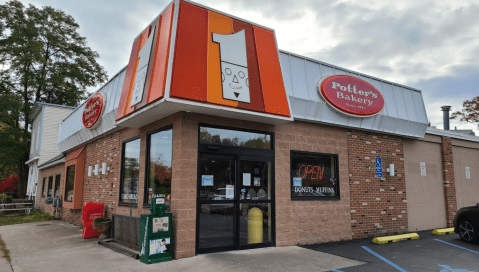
[152,217,169,233]
[242,173,251,186]
[226,185,234,200]
[420,162,426,177]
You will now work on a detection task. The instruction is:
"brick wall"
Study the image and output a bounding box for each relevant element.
[441,136,457,227]
[348,130,408,238]
[275,121,352,246]
[38,163,64,216]
[82,131,121,218]
[37,161,83,226]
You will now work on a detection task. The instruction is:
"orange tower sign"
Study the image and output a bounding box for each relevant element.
[116,0,291,122]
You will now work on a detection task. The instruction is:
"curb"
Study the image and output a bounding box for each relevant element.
[432,228,455,235]
[372,233,419,244]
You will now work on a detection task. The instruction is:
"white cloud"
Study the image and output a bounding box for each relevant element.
[4,0,479,133]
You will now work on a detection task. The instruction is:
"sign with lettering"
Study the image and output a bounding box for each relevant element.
[82,93,105,129]
[291,151,339,200]
[375,157,383,178]
[318,75,384,116]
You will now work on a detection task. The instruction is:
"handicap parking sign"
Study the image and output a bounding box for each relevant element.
[375,157,382,178]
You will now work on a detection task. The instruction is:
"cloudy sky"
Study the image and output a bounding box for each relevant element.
[8,0,479,133]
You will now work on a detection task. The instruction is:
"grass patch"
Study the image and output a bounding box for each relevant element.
[0,235,11,263]
[0,209,54,226]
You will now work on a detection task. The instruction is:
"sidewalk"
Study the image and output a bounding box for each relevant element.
[0,220,362,272]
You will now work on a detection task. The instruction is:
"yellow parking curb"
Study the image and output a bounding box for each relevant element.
[372,233,419,244]
[432,228,455,235]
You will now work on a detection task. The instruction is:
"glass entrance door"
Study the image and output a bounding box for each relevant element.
[197,154,273,253]
[198,154,236,252]
[238,158,273,247]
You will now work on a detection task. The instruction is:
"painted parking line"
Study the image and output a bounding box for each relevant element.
[438,264,476,272]
[361,246,408,272]
[433,239,479,254]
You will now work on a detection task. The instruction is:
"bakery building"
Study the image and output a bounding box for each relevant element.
[30,0,479,259]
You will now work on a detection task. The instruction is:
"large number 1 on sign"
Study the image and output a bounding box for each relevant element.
[212,30,250,103]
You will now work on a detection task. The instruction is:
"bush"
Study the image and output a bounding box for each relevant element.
[0,194,12,202]
[93,217,111,224]
[0,176,18,194]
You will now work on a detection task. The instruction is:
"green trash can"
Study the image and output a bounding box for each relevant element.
[140,197,173,264]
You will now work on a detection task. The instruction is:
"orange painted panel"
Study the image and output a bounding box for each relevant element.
[115,37,141,121]
[253,26,290,117]
[124,29,150,116]
[207,11,237,107]
[233,20,265,112]
[170,1,208,102]
[147,3,175,103]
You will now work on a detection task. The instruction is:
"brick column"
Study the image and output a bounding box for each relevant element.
[440,136,457,227]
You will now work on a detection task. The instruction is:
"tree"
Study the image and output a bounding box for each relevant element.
[450,96,479,126]
[0,1,108,197]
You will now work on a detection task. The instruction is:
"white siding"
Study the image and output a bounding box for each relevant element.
[38,107,75,165]
[29,112,42,158]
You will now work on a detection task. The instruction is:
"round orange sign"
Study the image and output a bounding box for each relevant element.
[82,93,105,129]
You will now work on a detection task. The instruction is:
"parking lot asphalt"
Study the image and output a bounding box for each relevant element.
[304,230,479,272]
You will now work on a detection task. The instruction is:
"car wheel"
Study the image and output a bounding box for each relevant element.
[458,220,476,243]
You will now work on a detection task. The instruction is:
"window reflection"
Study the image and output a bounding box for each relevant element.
[54,174,61,198]
[120,138,141,204]
[200,127,271,149]
[65,165,75,202]
[146,128,173,211]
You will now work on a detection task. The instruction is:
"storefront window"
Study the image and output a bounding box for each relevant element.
[54,174,61,198]
[200,126,271,149]
[42,177,47,197]
[120,138,141,205]
[65,165,75,202]
[145,127,173,210]
[47,176,53,197]
[290,151,339,200]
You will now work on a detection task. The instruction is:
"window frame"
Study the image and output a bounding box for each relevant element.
[290,150,340,201]
[64,164,76,202]
[119,136,141,207]
[47,176,53,198]
[143,125,173,208]
[54,174,61,198]
[42,177,47,198]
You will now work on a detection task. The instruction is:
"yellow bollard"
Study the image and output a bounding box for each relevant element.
[248,207,263,244]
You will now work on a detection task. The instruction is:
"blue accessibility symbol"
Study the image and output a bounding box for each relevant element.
[439,264,476,272]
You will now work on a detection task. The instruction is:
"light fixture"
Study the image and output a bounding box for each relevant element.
[102,163,107,175]
[88,166,92,177]
[389,164,395,176]
[94,164,99,176]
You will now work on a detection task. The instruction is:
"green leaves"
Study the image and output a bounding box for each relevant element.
[0,0,108,193]
[450,96,479,125]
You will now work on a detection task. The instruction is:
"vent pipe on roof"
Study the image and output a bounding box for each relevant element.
[441,106,452,130]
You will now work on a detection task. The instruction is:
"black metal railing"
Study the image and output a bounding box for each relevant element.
[111,214,140,249]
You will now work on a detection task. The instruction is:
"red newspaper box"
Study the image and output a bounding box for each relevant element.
[82,202,104,239]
